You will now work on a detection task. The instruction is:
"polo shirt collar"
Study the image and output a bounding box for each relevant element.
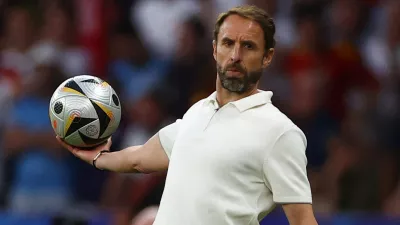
[204,90,273,112]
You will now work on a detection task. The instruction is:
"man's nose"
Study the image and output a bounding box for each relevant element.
[230,44,242,63]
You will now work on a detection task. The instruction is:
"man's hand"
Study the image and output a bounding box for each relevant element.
[56,136,112,165]
[282,203,318,225]
[56,133,169,173]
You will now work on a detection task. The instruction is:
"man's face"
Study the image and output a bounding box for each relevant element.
[213,14,273,94]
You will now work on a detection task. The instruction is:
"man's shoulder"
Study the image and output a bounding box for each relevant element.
[253,103,304,136]
[186,98,209,112]
[256,103,293,125]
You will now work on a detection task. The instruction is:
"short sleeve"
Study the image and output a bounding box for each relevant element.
[263,126,312,204]
[158,119,181,159]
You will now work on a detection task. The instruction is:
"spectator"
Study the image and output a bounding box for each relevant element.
[283,2,338,169]
[157,16,215,119]
[2,64,75,215]
[108,23,169,106]
[29,1,91,77]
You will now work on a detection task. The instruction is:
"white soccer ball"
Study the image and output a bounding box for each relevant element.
[49,75,121,148]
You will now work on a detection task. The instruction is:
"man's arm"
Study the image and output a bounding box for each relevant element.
[57,119,181,173]
[263,126,318,225]
[282,204,318,225]
[57,133,168,173]
[96,133,168,173]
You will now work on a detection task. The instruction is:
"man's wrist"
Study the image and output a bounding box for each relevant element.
[92,150,109,170]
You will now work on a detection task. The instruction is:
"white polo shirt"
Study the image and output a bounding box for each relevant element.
[154,90,312,225]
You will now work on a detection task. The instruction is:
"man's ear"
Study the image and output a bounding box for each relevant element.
[212,40,217,61]
[262,48,275,68]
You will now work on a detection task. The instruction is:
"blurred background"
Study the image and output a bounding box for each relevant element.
[0,0,399,224]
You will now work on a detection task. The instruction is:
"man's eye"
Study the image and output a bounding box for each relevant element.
[223,40,233,46]
[244,44,253,49]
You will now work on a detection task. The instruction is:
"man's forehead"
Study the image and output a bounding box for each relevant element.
[219,14,263,39]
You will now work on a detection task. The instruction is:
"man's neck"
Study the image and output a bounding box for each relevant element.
[215,78,259,107]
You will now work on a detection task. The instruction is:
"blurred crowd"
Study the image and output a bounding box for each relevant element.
[0,0,399,224]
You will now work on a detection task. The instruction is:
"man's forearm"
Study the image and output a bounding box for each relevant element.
[289,218,318,225]
[282,204,318,225]
[87,133,169,173]
[96,146,142,173]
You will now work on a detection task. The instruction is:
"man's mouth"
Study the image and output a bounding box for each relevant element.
[228,68,240,72]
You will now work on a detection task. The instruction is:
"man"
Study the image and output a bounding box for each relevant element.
[58,5,318,225]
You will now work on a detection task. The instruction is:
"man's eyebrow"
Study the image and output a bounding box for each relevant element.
[241,40,257,46]
[219,38,259,48]
[221,37,234,42]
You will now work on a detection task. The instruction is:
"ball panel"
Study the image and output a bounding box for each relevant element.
[64,119,102,147]
[75,75,111,105]
[78,131,109,147]
[64,79,86,96]
[78,119,100,139]
[50,79,84,103]
[63,95,98,136]
[110,88,121,109]
[50,80,67,102]
[63,130,86,147]
[49,110,65,137]
[98,104,122,139]
[85,124,99,137]
[65,117,97,138]
[60,87,85,97]
[51,92,83,103]
[64,95,98,119]
[73,75,102,83]
[49,96,66,121]
[90,99,112,137]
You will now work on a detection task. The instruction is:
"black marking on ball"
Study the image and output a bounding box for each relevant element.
[81,79,100,84]
[65,79,86,96]
[65,117,96,137]
[90,100,111,137]
[79,131,110,146]
[54,102,63,114]
[112,94,119,106]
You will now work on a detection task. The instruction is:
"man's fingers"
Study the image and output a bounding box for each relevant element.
[56,136,69,149]
[106,137,112,148]
[56,136,77,154]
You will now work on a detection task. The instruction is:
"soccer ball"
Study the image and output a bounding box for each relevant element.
[49,75,121,148]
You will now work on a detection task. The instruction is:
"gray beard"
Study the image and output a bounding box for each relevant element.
[216,63,262,94]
